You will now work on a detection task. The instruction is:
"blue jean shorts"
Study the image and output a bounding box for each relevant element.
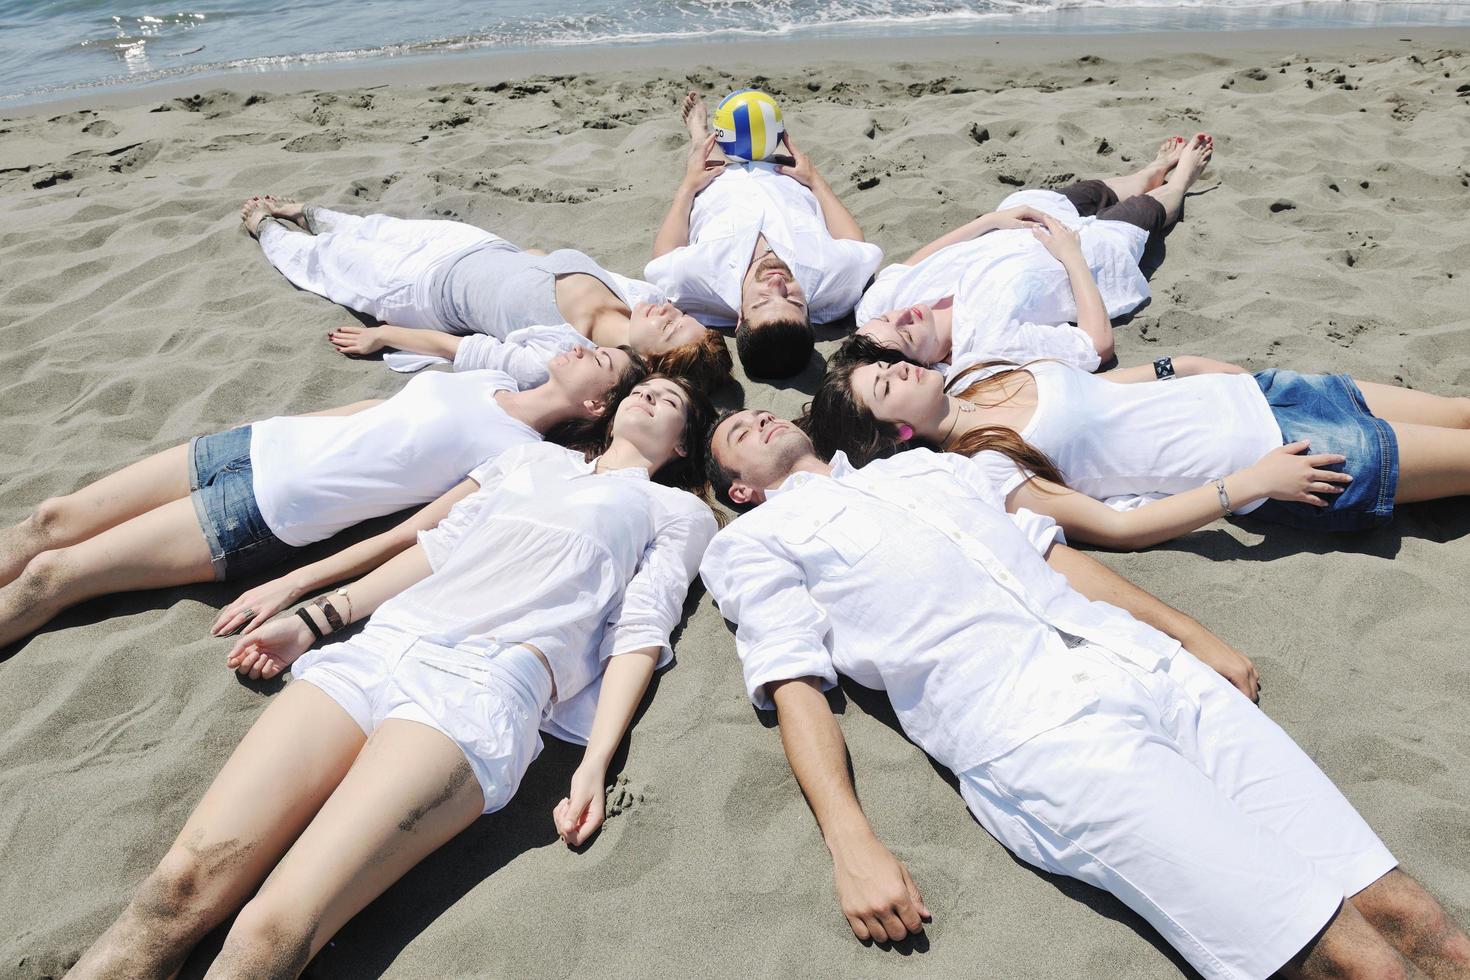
[1249,370,1398,532]
[188,426,296,580]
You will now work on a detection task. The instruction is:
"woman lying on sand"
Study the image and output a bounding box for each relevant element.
[808,336,1470,546]
[242,197,733,393]
[69,376,717,980]
[854,134,1212,374]
[0,348,641,649]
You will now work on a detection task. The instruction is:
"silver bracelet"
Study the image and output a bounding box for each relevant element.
[1212,478,1233,516]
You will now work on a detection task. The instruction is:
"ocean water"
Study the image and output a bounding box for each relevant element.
[2,0,1468,105]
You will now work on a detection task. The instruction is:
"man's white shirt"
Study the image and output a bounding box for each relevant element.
[699,449,1181,773]
[645,163,883,326]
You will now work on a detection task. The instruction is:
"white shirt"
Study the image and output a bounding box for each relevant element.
[964,360,1284,514]
[855,189,1150,374]
[249,370,539,547]
[644,163,883,326]
[699,449,1180,774]
[401,442,717,742]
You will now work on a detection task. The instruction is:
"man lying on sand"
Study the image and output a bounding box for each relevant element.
[699,408,1470,979]
[646,91,883,379]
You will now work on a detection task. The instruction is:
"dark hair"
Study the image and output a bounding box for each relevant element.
[806,336,1066,487]
[704,408,746,510]
[648,328,734,394]
[563,372,717,498]
[735,317,814,380]
[544,345,648,451]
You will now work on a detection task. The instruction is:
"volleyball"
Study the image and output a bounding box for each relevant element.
[713,89,785,163]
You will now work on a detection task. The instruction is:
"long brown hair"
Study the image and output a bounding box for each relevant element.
[647,328,734,395]
[806,335,1066,487]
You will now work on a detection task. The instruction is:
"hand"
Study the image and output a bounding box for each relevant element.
[211,574,306,637]
[1031,213,1085,264]
[1183,632,1260,702]
[774,133,821,189]
[1244,441,1351,507]
[328,324,386,356]
[681,132,723,195]
[553,761,607,847]
[985,205,1049,230]
[225,614,315,680]
[830,831,931,943]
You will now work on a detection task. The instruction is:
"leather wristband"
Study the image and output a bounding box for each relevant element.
[315,597,345,633]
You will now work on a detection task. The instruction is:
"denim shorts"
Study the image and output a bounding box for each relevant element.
[188,426,296,580]
[1249,370,1398,532]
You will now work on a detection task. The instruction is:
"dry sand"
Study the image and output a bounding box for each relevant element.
[2,26,1469,979]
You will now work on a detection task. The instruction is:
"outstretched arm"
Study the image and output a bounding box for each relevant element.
[1101,355,1251,384]
[328,323,462,360]
[653,133,722,259]
[212,477,480,636]
[1044,543,1259,700]
[554,646,661,846]
[1008,439,1350,552]
[771,677,930,943]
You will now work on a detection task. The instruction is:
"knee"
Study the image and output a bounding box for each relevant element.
[17,548,71,594]
[1363,879,1470,965]
[222,897,316,975]
[131,847,216,929]
[25,497,69,541]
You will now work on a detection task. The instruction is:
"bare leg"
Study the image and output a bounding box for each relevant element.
[0,497,213,647]
[1101,136,1184,200]
[203,720,485,979]
[0,443,191,588]
[1390,421,1470,504]
[1283,899,1416,979]
[70,683,367,980]
[683,90,726,166]
[1145,132,1214,226]
[1352,870,1470,979]
[1356,381,1470,429]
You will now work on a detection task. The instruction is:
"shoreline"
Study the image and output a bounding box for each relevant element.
[8,23,1470,117]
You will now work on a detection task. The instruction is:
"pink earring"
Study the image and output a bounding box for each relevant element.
[897,424,914,442]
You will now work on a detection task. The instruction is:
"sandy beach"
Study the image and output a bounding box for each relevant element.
[2,26,1468,978]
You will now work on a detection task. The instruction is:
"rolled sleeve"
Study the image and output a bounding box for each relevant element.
[416,492,484,572]
[700,527,838,710]
[644,243,738,326]
[600,508,719,669]
[1009,506,1067,554]
[452,326,589,388]
[809,240,885,324]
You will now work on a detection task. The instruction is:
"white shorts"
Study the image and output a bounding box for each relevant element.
[258,208,498,329]
[958,644,1396,980]
[293,629,552,814]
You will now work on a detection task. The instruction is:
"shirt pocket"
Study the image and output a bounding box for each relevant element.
[777,503,881,574]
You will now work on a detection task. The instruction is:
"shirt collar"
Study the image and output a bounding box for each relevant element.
[766,452,852,498]
[587,455,651,481]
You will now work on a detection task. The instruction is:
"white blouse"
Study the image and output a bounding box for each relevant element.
[965,360,1284,514]
[379,442,717,742]
[855,189,1150,374]
[700,449,1180,774]
[248,370,539,547]
[645,163,883,327]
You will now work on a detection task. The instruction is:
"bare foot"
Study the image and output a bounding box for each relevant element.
[1144,135,1186,189]
[239,196,276,238]
[261,194,310,231]
[681,90,709,142]
[1168,132,1214,190]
